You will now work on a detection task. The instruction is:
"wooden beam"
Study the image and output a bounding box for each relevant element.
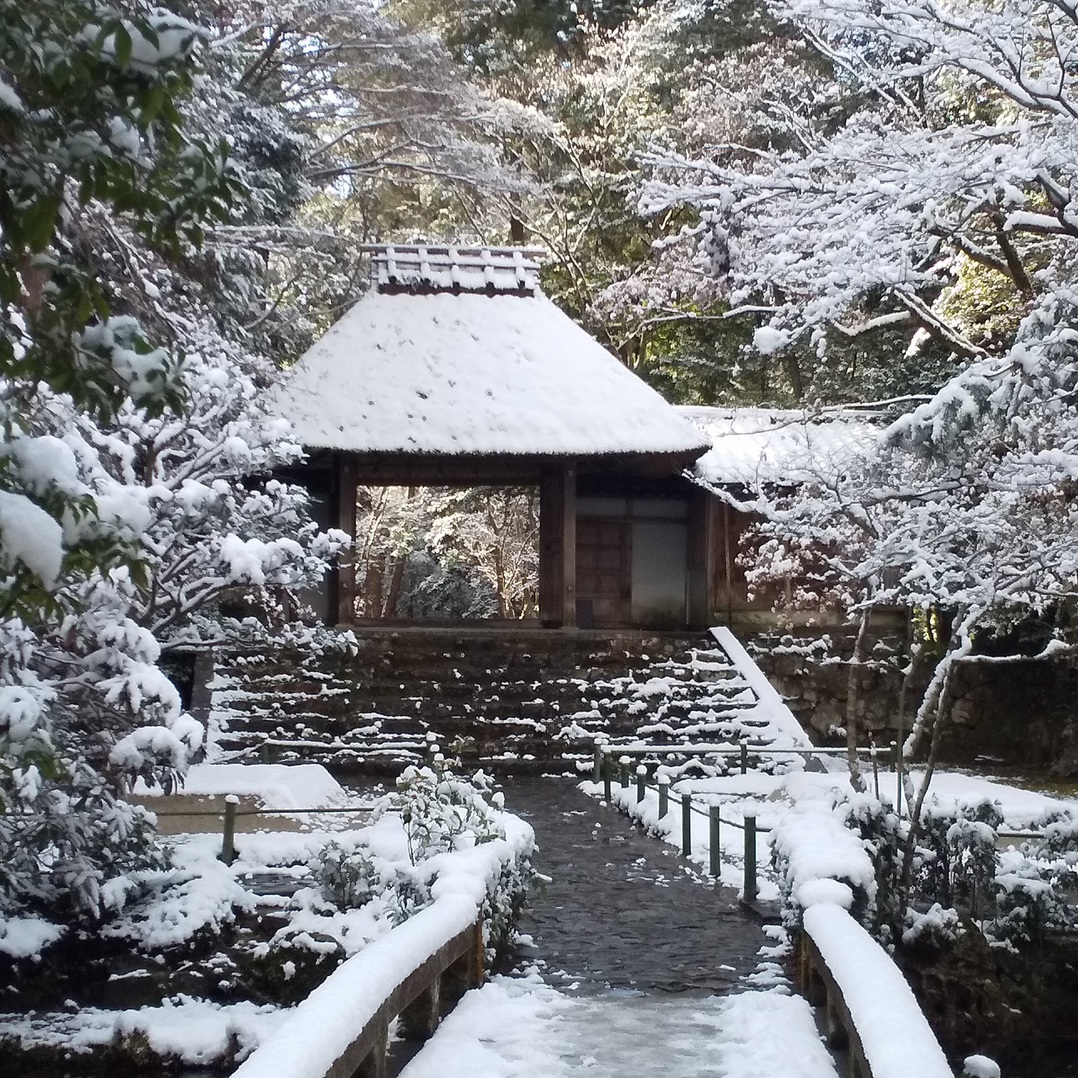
[539,463,576,627]
[346,454,542,486]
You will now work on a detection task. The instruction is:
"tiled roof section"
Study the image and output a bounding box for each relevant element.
[370,244,546,295]
[679,406,882,487]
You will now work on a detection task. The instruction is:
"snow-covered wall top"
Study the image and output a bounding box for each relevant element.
[679,407,880,487]
[270,291,709,457]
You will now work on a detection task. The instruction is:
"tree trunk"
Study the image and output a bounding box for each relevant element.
[364,552,384,618]
[382,554,407,618]
[845,612,871,792]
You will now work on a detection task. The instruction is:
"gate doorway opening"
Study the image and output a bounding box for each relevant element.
[352,485,540,623]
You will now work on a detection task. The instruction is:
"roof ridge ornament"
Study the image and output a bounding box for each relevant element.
[363,243,546,296]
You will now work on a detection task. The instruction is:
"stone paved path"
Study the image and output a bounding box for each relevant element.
[499,777,768,995]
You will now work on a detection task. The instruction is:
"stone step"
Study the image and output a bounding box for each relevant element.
[208,628,802,774]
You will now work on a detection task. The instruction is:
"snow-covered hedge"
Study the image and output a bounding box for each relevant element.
[771,799,878,925]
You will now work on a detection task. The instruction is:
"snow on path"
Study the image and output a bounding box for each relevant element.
[400,972,839,1078]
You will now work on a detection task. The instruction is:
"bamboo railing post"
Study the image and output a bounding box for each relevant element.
[709,804,721,877]
[220,794,238,865]
[593,741,603,782]
[740,739,749,775]
[619,755,630,789]
[603,754,612,801]
[743,809,758,903]
[658,774,670,818]
[893,740,902,815]
[871,743,880,800]
[636,764,647,804]
[681,792,692,857]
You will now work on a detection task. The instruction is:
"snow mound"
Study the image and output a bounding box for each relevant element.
[139,763,347,810]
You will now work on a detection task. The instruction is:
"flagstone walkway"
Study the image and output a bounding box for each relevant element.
[498,777,769,994]
[398,778,840,1078]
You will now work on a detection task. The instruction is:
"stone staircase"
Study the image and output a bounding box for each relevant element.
[207,627,809,775]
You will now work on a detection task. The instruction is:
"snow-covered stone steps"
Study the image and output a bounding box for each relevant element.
[568,628,813,765]
[207,628,811,773]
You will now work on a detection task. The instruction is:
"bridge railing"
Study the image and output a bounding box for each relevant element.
[591,738,894,798]
[230,894,484,1078]
[597,757,774,901]
[798,903,953,1078]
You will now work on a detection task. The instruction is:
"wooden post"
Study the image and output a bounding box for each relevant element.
[658,774,669,818]
[356,1019,389,1078]
[743,809,758,903]
[686,485,711,628]
[682,792,692,857]
[400,978,441,1040]
[603,755,612,802]
[443,920,485,1005]
[539,463,576,627]
[220,795,238,865]
[740,740,749,775]
[709,804,721,877]
[593,741,603,782]
[335,453,358,626]
[619,756,630,789]
[636,764,647,804]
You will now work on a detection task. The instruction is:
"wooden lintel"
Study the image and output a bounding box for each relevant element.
[347,454,542,486]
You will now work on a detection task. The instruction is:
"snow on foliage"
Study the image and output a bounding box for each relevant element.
[0,765,533,1072]
[0,0,345,924]
[646,0,1078,799]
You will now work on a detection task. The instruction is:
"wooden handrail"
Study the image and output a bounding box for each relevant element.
[232,896,484,1078]
[797,904,952,1078]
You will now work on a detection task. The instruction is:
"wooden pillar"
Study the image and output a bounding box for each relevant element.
[687,485,711,628]
[335,453,358,626]
[539,462,576,627]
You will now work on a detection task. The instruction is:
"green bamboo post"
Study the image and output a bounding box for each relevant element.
[743,809,758,903]
[740,739,749,775]
[658,774,670,818]
[593,741,603,782]
[709,804,721,877]
[619,756,630,789]
[893,740,902,815]
[871,743,880,800]
[681,792,692,857]
[603,755,612,802]
[636,764,647,804]
[220,794,238,865]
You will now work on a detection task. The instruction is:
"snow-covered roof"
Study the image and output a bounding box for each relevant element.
[679,407,881,487]
[272,250,709,459]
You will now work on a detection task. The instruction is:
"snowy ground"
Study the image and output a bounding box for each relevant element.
[0,762,532,1072]
[5,761,1062,1072]
[400,948,839,1078]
